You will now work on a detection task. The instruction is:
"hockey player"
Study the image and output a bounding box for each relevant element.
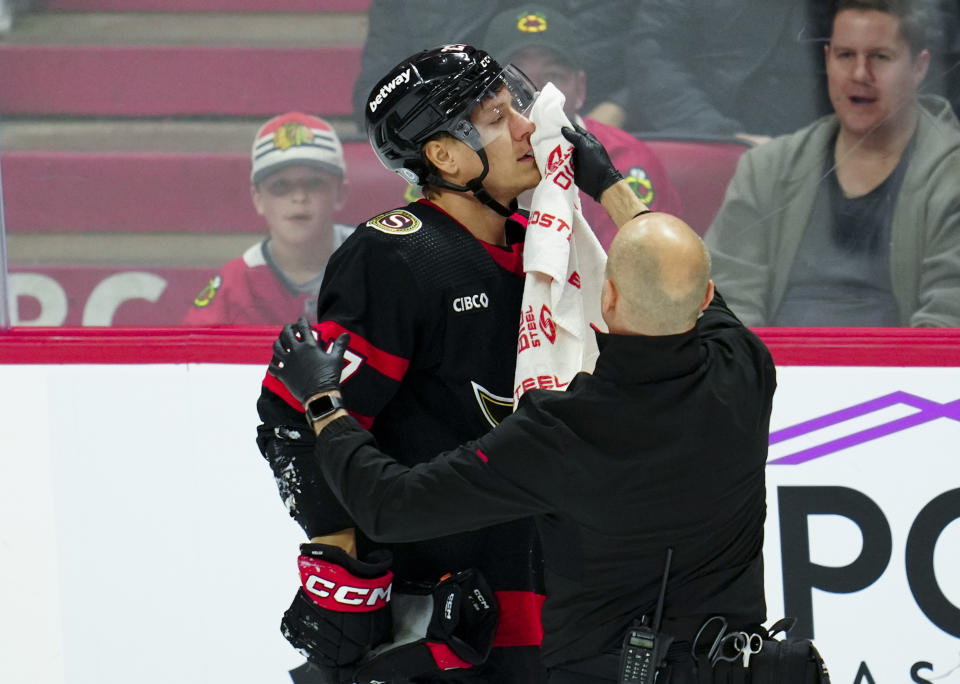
[184,112,353,325]
[256,44,647,684]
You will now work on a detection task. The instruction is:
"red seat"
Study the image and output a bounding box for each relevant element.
[642,137,750,235]
[1,144,409,234]
[2,139,747,238]
[0,44,362,118]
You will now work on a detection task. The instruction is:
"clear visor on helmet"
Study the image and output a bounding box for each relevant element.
[454,64,539,150]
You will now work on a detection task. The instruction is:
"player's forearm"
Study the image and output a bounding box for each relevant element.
[599,179,650,228]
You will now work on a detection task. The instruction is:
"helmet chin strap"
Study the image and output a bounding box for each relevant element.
[426,149,518,218]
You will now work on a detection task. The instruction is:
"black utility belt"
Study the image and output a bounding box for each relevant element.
[551,617,831,684]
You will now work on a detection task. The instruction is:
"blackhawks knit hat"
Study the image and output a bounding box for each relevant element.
[482,5,581,68]
[251,112,346,185]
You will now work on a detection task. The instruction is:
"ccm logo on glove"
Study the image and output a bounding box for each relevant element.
[299,555,393,611]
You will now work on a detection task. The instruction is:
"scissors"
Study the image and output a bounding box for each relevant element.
[691,616,728,663]
[710,631,763,668]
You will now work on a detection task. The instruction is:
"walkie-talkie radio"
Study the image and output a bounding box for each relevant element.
[618,548,674,684]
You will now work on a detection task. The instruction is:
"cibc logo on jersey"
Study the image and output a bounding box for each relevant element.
[453,292,490,313]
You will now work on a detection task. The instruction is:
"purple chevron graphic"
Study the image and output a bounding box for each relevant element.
[768,391,960,465]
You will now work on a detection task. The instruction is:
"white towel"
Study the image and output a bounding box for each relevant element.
[512,83,608,407]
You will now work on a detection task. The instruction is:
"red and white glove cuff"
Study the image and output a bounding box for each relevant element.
[298,555,393,613]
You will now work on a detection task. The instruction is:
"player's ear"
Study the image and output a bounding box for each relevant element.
[423,138,458,177]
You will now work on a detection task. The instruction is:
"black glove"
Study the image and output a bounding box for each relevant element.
[352,569,500,683]
[282,543,394,668]
[561,122,623,201]
[270,317,350,405]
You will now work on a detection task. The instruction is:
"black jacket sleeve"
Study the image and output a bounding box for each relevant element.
[316,404,567,543]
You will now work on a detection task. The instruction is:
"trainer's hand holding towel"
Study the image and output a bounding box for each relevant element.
[513,83,608,407]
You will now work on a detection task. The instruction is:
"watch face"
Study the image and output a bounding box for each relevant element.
[306,394,342,422]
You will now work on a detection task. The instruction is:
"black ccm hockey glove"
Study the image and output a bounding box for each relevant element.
[352,569,499,684]
[282,543,394,669]
[561,122,623,201]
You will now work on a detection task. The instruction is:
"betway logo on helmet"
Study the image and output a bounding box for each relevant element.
[369,68,412,113]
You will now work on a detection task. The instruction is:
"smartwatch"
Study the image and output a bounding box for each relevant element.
[305,393,345,424]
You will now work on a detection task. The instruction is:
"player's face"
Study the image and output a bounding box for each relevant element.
[825,9,929,139]
[469,86,540,200]
[252,165,345,248]
[508,47,585,119]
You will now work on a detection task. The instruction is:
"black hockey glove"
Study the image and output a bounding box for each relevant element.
[282,543,394,668]
[561,122,623,201]
[269,316,349,405]
[352,569,500,684]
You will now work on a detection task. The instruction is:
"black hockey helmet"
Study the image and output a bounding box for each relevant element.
[365,44,538,216]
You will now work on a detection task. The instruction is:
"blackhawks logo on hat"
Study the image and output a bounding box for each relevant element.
[274,122,315,151]
[516,11,547,33]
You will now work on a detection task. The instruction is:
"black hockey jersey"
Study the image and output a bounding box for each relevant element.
[257,200,545,658]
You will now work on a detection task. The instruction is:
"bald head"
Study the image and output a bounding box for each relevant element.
[603,213,713,335]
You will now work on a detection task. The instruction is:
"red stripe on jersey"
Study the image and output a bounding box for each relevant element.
[418,200,525,276]
[426,642,474,670]
[476,449,489,462]
[483,239,524,275]
[262,370,304,412]
[317,320,409,382]
[353,412,374,430]
[492,591,545,647]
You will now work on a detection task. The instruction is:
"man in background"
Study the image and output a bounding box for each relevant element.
[482,4,683,250]
[706,0,960,327]
[184,112,352,325]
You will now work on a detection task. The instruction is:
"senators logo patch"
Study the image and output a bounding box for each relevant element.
[471,381,514,427]
[192,275,222,308]
[626,166,655,205]
[367,210,422,235]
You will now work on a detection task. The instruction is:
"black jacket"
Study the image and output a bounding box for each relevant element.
[318,291,777,667]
